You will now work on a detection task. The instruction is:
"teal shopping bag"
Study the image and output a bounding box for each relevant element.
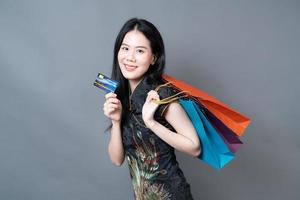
[179,99,235,170]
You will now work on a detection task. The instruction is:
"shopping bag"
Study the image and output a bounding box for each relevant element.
[203,107,243,153]
[179,99,235,170]
[162,74,251,136]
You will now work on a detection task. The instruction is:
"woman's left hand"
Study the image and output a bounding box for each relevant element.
[142,90,160,128]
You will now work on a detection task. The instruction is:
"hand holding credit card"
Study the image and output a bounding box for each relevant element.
[93,73,119,93]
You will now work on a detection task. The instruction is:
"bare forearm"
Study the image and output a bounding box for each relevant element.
[108,121,124,166]
[147,120,200,157]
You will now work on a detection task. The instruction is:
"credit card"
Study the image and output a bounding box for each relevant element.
[93,73,119,93]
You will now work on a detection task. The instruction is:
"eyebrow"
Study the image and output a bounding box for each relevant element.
[121,43,148,49]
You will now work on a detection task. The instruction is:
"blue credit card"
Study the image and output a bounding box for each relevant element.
[93,73,119,93]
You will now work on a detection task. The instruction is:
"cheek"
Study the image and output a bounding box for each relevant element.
[138,54,152,65]
[117,51,124,63]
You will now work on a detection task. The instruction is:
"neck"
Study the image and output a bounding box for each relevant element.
[129,76,145,94]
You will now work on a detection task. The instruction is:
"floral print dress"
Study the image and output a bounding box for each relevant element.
[122,76,194,200]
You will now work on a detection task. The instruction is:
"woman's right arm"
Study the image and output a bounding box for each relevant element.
[103,93,125,166]
[108,121,124,166]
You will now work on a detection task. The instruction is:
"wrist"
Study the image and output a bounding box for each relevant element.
[145,119,157,129]
[112,120,121,126]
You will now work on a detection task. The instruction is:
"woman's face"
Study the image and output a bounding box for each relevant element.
[118,30,155,85]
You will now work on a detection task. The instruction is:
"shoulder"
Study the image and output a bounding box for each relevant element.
[157,85,178,100]
[154,83,180,118]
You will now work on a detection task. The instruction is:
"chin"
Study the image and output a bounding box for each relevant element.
[123,74,143,82]
[120,69,143,81]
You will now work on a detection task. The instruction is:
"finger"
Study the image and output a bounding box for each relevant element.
[147,92,160,102]
[105,96,118,103]
[145,93,153,103]
[147,90,159,96]
[108,103,119,109]
[148,90,160,98]
[107,107,116,114]
[105,92,117,99]
[104,101,119,112]
[104,105,114,114]
[106,97,120,105]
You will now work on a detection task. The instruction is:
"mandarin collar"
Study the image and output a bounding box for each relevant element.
[129,76,156,113]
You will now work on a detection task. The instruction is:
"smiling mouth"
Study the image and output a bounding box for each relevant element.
[125,64,137,71]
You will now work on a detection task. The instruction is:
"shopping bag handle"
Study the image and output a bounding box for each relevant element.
[153,82,190,105]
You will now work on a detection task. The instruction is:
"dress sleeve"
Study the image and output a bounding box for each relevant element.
[155,86,179,118]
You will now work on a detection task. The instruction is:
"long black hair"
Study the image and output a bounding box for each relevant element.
[109,18,166,130]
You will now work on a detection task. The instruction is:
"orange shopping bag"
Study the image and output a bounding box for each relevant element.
[162,74,251,136]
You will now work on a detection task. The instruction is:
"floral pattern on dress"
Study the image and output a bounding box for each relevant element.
[127,125,171,200]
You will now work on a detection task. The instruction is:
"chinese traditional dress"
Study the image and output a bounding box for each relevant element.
[122,76,194,200]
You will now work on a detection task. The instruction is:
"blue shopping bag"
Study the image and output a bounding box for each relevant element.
[179,99,235,170]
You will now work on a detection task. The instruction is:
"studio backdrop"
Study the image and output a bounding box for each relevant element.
[0,0,299,200]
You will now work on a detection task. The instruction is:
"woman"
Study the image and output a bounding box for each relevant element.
[103,18,200,200]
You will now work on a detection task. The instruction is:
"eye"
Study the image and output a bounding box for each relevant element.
[136,49,145,54]
[121,46,129,51]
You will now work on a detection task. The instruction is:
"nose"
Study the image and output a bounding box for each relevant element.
[126,50,136,62]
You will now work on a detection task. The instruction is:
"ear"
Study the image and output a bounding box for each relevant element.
[151,55,156,65]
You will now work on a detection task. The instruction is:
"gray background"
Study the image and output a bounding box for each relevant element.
[1,0,299,199]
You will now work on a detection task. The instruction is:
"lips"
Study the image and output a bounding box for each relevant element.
[124,64,137,72]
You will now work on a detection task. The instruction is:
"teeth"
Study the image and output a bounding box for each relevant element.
[126,65,136,68]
